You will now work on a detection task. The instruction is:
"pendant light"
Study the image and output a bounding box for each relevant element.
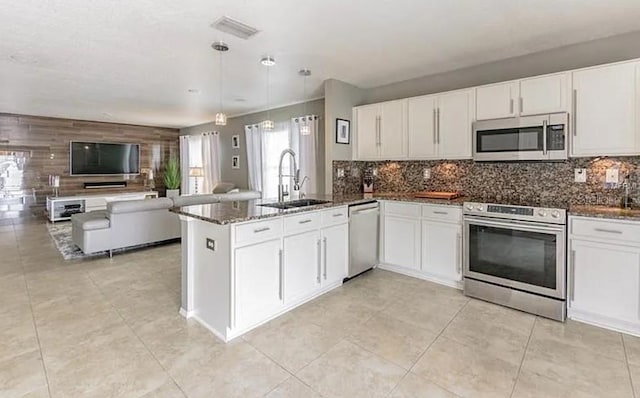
[260,56,276,130]
[211,41,229,126]
[298,68,311,135]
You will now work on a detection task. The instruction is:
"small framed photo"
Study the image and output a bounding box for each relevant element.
[336,118,350,144]
[231,135,240,149]
[232,155,240,169]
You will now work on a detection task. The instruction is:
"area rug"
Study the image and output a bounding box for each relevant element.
[46,221,103,260]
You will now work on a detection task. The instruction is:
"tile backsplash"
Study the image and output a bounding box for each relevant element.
[333,157,640,207]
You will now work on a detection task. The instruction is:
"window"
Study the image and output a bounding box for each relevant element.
[261,124,291,199]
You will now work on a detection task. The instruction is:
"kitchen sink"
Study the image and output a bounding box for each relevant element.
[258,199,331,210]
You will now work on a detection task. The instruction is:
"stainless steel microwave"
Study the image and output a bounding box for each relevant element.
[472,113,569,161]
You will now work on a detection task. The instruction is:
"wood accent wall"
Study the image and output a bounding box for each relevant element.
[0,113,180,206]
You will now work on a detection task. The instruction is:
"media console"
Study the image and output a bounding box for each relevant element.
[46,191,158,222]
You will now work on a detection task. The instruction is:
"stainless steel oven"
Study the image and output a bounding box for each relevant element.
[472,113,569,161]
[463,202,567,321]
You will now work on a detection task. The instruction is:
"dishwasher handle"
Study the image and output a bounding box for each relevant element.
[350,208,379,217]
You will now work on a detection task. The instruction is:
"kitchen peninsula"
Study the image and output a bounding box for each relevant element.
[171,194,464,342]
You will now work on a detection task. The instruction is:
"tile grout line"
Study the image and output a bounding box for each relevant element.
[508,315,537,398]
[18,233,54,398]
[621,334,637,398]
[84,269,190,398]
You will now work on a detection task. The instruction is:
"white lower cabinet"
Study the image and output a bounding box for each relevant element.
[382,215,421,270]
[321,223,349,286]
[568,216,640,335]
[380,201,463,288]
[421,221,462,284]
[283,230,321,305]
[234,238,284,330]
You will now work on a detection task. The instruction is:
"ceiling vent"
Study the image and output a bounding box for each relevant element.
[211,16,259,40]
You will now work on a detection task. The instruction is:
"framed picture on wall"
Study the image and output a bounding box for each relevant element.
[336,118,350,144]
[232,155,240,169]
[231,134,240,149]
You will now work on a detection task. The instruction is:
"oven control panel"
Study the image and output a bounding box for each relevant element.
[463,202,566,224]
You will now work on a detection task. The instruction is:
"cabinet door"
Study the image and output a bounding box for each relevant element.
[235,239,283,328]
[379,100,406,159]
[421,221,462,282]
[284,231,321,304]
[476,82,518,120]
[382,216,420,270]
[572,62,639,156]
[570,239,640,323]
[519,73,570,115]
[322,223,348,286]
[407,95,437,159]
[437,90,474,159]
[355,105,380,159]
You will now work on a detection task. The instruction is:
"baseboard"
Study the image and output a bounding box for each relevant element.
[190,314,230,342]
[179,307,194,318]
[568,307,640,337]
[377,263,463,290]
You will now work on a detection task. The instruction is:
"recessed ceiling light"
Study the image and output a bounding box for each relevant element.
[211,16,259,40]
[188,89,200,94]
[260,56,276,66]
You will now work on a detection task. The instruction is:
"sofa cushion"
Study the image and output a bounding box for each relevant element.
[212,182,236,194]
[71,211,110,231]
[108,198,174,214]
[213,190,261,202]
[171,194,221,207]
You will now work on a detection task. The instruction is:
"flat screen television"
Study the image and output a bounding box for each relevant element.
[70,141,140,176]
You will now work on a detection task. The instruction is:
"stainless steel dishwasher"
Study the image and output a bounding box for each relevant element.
[347,201,380,279]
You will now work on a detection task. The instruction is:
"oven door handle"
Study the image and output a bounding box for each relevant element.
[463,215,565,234]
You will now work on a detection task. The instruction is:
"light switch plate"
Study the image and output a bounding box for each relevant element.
[336,168,345,178]
[423,168,431,180]
[574,168,587,183]
[605,168,619,184]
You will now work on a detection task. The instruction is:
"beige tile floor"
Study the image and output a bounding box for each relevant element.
[1,220,639,398]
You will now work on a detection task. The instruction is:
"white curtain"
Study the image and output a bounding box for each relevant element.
[245,124,263,195]
[291,115,319,196]
[179,135,190,194]
[201,132,221,194]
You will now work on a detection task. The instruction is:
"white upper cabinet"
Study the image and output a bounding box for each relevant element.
[572,62,639,157]
[438,89,474,159]
[476,81,518,120]
[354,100,406,160]
[354,104,380,160]
[407,95,437,159]
[379,100,406,159]
[519,73,570,115]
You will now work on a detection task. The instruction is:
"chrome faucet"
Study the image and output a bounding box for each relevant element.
[278,149,300,202]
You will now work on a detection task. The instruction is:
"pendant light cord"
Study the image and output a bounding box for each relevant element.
[219,50,223,112]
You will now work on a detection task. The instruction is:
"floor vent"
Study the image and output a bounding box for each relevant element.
[211,16,259,40]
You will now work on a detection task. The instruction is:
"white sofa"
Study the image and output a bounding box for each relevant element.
[71,190,261,256]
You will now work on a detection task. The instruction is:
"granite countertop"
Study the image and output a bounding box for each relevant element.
[170,193,464,225]
[569,205,640,221]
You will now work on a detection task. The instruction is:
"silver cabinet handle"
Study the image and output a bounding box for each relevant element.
[432,108,437,145]
[509,98,514,115]
[254,227,270,233]
[519,97,523,113]
[572,89,577,137]
[570,249,576,301]
[298,219,312,224]
[316,239,322,283]
[278,249,284,301]
[436,108,441,144]
[456,233,462,274]
[594,228,623,234]
[323,236,328,280]
[332,213,343,218]
[378,115,382,146]
[433,211,448,215]
[542,119,548,156]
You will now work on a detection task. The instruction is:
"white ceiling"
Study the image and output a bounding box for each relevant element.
[1,0,640,129]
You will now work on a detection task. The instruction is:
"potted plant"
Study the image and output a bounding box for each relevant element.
[164,157,181,198]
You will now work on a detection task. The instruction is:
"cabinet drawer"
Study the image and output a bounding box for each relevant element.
[570,217,640,245]
[284,212,321,235]
[384,201,421,218]
[234,218,283,246]
[321,206,348,227]
[421,205,462,223]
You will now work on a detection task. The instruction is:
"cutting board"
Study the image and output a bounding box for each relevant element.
[413,191,462,200]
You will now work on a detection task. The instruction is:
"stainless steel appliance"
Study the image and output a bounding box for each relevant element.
[348,201,379,278]
[472,113,569,161]
[463,201,567,320]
